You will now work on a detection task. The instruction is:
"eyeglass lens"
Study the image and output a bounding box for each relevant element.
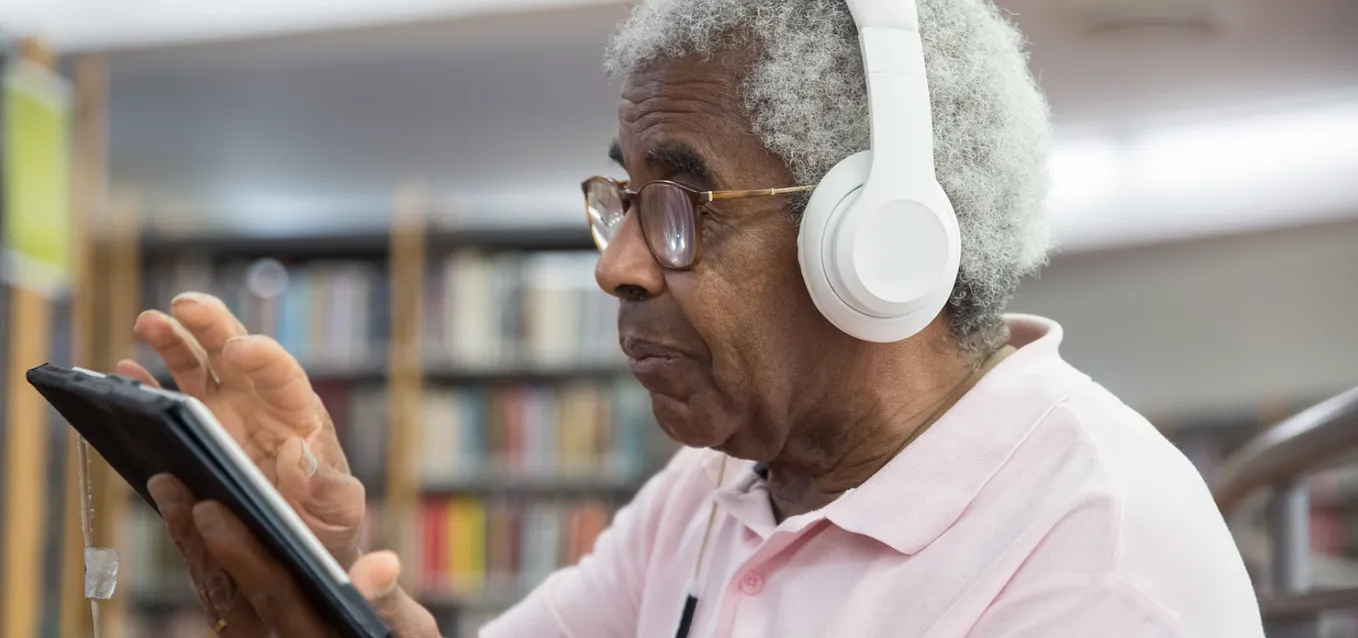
[586,180,698,269]
[639,183,697,269]
[586,179,626,250]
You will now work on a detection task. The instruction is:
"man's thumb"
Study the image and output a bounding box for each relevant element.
[351,551,442,637]
[352,550,401,601]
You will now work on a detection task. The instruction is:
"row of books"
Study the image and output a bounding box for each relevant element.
[120,495,619,636]
[317,378,656,484]
[1309,465,1358,558]
[414,496,615,600]
[1166,410,1358,562]
[143,257,387,368]
[426,251,621,369]
[141,251,622,371]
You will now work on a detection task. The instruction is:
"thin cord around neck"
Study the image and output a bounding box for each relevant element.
[691,456,727,587]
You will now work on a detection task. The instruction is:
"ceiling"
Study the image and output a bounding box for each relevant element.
[3,0,621,51]
[95,3,633,235]
[46,0,1358,245]
[1008,0,1358,129]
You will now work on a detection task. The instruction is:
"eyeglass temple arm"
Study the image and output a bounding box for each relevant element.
[703,185,816,203]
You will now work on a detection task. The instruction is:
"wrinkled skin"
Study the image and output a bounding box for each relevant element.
[597,51,973,516]
[129,46,976,636]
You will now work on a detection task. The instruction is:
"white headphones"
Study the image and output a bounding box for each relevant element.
[797,0,960,343]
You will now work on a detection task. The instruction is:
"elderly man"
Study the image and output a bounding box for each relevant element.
[128,0,1265,636]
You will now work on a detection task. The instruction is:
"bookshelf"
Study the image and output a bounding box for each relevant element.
[140,224,599,259]
[2,39,89,638]
[124,213,669,636]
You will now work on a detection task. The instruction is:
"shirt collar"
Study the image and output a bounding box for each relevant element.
[822,314,1091,555]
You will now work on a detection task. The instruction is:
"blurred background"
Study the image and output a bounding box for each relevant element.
[0,0,1355,636]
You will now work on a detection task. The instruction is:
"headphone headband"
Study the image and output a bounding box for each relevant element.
[847,0,938,202]
[855,28,937,201]
[844,0,919,30]
[797,0,960,343]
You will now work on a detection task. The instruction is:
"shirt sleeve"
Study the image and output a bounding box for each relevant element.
[478,448,703,638]
[965,574,1187,638]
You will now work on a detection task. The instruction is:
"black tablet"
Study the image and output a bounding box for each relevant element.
[27,363,392,638]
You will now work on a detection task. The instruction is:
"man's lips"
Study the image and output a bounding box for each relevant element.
[621,338,690,386]
[621,337,688,361]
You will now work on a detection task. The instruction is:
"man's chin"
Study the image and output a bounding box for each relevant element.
[649,393,731,449]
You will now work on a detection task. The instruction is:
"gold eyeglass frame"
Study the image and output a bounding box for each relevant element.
[582,176,815,270]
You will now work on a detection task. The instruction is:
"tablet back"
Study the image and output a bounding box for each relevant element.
[28,363,185,509]
[26,363,393,638]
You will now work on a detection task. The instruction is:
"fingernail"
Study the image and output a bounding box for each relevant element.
[133,309,164,332]
[300,440,318,478]
[171,291,210,306]
[372,574,399,599]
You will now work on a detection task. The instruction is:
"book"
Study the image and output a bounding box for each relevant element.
[412,495,615,604]
[143,251,619,373]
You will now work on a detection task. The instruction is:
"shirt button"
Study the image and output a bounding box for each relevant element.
[739,572,764,595]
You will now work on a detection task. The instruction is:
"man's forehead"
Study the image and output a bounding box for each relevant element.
[618,53,748,121]
[611,51,776,185]
[621,61,741,98]
[616,61,745,139]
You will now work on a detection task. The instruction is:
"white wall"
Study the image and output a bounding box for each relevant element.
[1009,219,1358,422]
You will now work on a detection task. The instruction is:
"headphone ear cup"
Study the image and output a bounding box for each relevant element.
[799,151,961,343]
[799,151,872,335]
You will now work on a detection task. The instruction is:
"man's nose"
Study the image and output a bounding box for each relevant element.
[595,211,665,301]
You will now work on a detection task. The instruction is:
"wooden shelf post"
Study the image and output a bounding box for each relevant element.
[2,285,54,638]
[58,53,108,638]
[89,191,142,638]
[1,36,69,638]
[386,182,428,587]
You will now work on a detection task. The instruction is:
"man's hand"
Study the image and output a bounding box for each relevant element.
[148,475,442,637]
[122,292,366,567]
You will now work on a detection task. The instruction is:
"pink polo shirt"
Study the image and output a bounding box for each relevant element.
[481,315,1264,637]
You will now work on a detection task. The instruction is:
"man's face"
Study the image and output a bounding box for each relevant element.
[596,51,853,461]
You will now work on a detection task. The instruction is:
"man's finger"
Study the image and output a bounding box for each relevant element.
[223,335,324,419]
[146,475,267,635]
[171,292,251,391]
[116,359,162,388]
[350,551,443,638]
[276,436,365,567]
[133,310,212,397]
[193,500,332,636]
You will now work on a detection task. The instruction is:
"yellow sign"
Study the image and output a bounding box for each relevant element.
[3,58,72,297]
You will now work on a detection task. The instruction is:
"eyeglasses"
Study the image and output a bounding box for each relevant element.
[582,176,815,270]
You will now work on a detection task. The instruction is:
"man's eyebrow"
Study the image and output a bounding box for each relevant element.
[646,142,714,185]
[608,141,625,168]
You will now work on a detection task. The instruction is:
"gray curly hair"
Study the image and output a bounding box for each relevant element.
[604,0,1053,353]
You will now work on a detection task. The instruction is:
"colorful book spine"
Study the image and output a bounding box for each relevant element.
[412,496,614,603]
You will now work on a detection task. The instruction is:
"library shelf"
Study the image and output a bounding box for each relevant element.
[419,472,646,497]
[150,361,631,387]
[141,225,595,261]
[421,591,524,610]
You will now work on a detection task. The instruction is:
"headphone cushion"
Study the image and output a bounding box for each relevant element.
[798,151,871,335]
[798,151,960,342]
